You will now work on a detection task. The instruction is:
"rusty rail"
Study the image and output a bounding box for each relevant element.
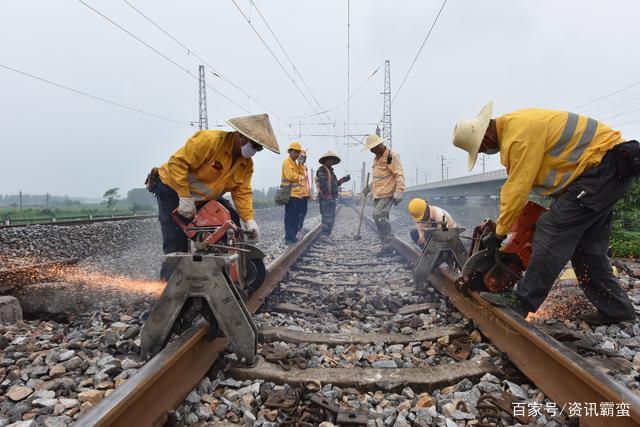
[0,214,156,229]
[361,214,640,427]
[76,221,323,427]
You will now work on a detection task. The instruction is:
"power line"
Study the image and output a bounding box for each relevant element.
[0,63,192,126]
[298,64,382,118]
[393,0,447,104]
[570,80,640,111]
[229,0,340,150]
[76,0,250,114]
[229,0,318,114]
[249,0,321,109]
[122,0,289,121]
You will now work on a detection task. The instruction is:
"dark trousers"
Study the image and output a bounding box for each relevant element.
[284,197,302,241]
[298,197,309,232]
[409,229,424,247]
[516,151,635,319]
[156,179,240,280]
[319,199,337,235]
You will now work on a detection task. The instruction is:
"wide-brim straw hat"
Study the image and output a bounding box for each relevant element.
[452,101,493,171]
[226,113,280,154]
[319,150,341,165]
[362,134,385,151]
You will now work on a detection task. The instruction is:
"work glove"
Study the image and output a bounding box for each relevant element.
[362,185,371,195]
[339,174,351,184]
[482,232,506,250]
[392,192,404,205]
[177,197,196,219]
[244,219,260,241]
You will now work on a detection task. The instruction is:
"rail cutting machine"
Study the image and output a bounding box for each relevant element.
[413,201,547,295]
[140,200,264,363]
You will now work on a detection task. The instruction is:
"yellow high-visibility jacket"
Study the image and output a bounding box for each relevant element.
[372,147,406,199]
[281,157,302,198]
[495,108,624,235]
[158,130,255,221]
[298,164,310,198]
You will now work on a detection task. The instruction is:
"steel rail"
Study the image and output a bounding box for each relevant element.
[0,214,157,229]
[360,214,640,427]
[76,221,323,427]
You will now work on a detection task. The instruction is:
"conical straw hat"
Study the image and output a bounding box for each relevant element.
[452,101,493,171]
[226,113,280,154]
[318,150,341,165]
[362,134,385,151]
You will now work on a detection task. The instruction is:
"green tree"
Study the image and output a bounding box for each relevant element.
[103,188,120,209]
[126,188,155,207]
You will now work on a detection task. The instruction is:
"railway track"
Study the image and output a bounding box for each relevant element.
[0,214,156,229]
[74,207,640,426]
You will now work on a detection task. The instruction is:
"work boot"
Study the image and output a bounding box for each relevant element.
[583,312,637,326]
[480,290,530,317]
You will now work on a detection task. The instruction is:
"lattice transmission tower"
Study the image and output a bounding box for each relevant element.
[382,60,392,148]
[198,65,209,130]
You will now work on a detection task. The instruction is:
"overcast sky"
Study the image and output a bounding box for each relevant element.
[2,0,640,198]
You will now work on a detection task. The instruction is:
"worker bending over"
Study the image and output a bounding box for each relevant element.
[363,134,406,254]
[316,151,350,235]
[453,103,640,325]
[153,114,279,280]
[407,198,457,247]
[281,141,303,243]
[297,149,311,232]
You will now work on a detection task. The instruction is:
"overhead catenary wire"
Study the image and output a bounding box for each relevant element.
[0,63,192,127]
[229,0,341,151]
[570,80,640,111]
[76,0,251,115]
[249,0,321,110]
[229,0,318,115]
[392,0,447,104]
[121,0,290,121]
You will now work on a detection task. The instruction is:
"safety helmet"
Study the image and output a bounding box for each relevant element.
[288,141,302,151]
[362,134,384,151]
[408,198,428,222]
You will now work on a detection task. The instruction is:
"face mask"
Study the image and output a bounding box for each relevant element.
[241,142,258,158]
[297,155,306,164]
[485,147,499,155]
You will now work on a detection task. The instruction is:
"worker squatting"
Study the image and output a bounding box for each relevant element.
[147,106,640,326]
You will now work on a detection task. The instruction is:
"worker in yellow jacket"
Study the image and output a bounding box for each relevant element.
[297,149,311,232]
[155,114,279,280]
[453,103,640,325]
[363,134,406,254]
[281,141,303,243]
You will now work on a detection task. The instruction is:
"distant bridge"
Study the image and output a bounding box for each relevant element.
[405,169,507,198]
[401,170,507,230]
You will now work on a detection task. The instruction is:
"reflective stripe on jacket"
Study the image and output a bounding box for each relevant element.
[371,147,406,199]
[495,108,624,235]
[298,164,310,198]
[281,157,302,198]
[158,130,255,221]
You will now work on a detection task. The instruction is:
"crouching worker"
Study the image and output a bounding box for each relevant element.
[316,151,350,235]
[152,113,280,280]
[407,198,457,248]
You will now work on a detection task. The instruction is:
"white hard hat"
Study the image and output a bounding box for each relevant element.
[362,134,385,151]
